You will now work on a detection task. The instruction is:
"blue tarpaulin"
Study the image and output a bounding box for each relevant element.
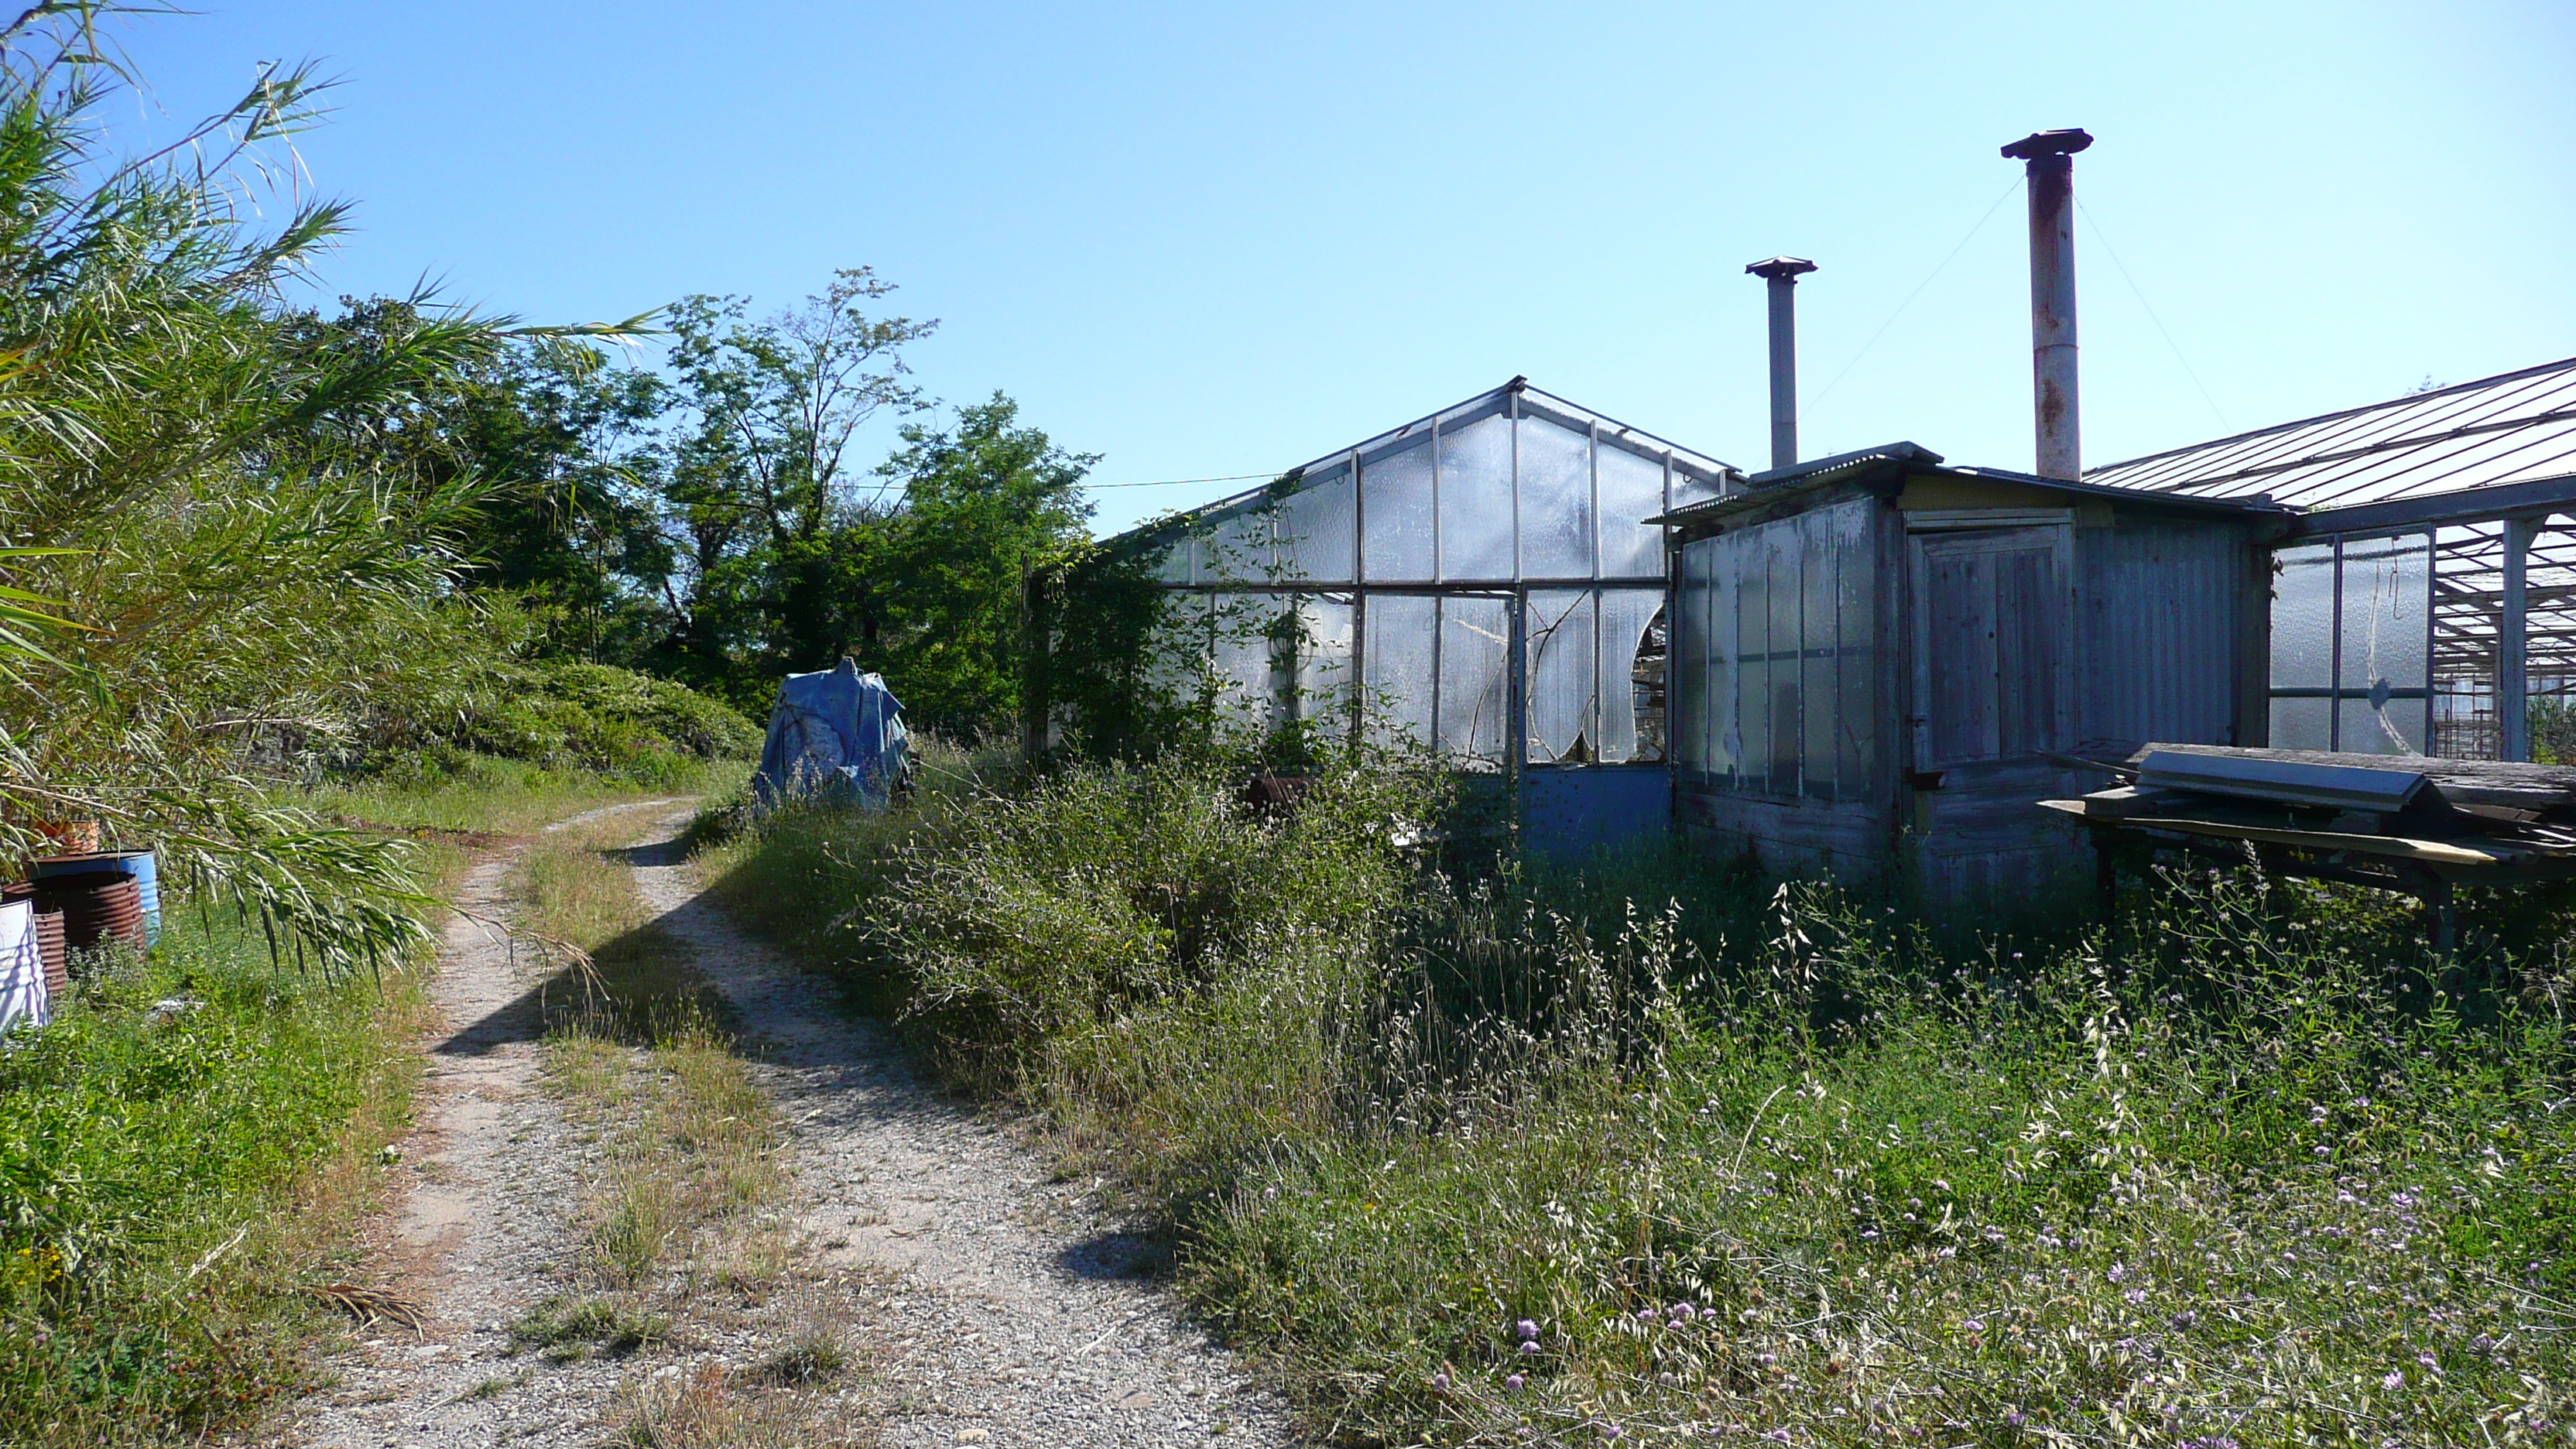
[753,659,909,810]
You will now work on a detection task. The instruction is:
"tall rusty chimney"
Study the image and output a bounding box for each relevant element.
[1745,255,1817,471]
[2000,128,2091,480]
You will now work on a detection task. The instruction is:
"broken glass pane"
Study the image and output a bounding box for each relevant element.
[1439,596,1513,766]
[1438,413,1516,581]
[1524,588,1595,763]
[1600,587,1663,762]
[2340,533,2430,698]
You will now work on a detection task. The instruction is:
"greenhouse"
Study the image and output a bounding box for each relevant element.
[1123,378,1735,851]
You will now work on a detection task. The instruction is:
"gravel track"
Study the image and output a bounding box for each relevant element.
[625,806,1292,1448]
[269,800,1290,1448]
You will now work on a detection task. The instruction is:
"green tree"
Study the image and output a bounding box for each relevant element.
[870,393,1095,735]
[648,270,935,702]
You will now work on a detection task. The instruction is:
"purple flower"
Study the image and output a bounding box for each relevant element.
[1672,1303,1697,1321]
[1433,1371,1450,1391]
[1961,1319,1985,1334]
[1766,1432,1792,1444]
[2004,1409,2026,1427]
[1637,1307,1659,1323]
[1756,1352,1776,1366]
[2382,1371,2404,1390]
[1517,1319,1540,1341]
[1506,1373,1525,1390]
[2417,1351,2438,1370]
[1519,1340,1541,1356]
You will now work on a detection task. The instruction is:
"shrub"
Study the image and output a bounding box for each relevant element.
[710,753,2576,1446]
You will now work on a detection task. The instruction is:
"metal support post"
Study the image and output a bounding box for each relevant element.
[2501,516,2536,762]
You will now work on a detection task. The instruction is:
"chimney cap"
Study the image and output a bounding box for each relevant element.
[2001,128,2093,160]
[1745,255,1818,279]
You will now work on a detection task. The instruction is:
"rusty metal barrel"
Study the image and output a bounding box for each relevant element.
[1,882,70,992]
[29,870,146,954]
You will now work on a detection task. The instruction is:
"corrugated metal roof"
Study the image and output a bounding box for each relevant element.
[2084,355,2576,511]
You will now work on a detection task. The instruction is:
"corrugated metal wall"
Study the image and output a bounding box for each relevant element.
[2077,521,2246,752]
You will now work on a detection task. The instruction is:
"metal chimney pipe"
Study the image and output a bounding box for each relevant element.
[2000,128,2092,480]
[1745,256,1817,471]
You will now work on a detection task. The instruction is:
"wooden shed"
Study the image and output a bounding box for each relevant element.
[1654,442,2288,906]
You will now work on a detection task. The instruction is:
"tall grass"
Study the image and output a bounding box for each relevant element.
[0,925,430,1445]
[707,754,2576,1447]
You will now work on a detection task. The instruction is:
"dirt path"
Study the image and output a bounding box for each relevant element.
[274,800,1290,1448]
[624,804,1291,1448]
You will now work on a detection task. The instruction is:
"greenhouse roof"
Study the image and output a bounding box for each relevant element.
[2085,356,2576,530]
[1110,377,1739,551]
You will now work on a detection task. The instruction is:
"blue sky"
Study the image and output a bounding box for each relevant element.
[127,2,2576,535]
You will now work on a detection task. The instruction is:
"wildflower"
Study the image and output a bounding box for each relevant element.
[1938,1246,1957,1259]
[1263,1187,1277,1200]
[2106,1262,2126,1283]
[1506,1374,1525,1390]
[1961,1319,1984,1334]
[1757,1352,1777,1366]
[2004,1409,2026,1427]
[1767,1431,1792,1444]
[2124,1289,2147,1305]
[1519,1341,1541,1356]
[2381,1371,2404,1390]
[1638,1307,1659,1323]
[1672,1303,1697,1321]
[1434,1372,1450,1391]
[1518,1319,1540,1341]
[2417,1351,2438,1370]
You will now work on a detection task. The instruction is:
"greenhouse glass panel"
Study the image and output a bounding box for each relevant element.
[1279,468,1356,584]
[1597,441,1667,579]
[2269,697,2332,750]
[1735,532,1773,795]
[1800,512,1840,797]
[1763,521,1805,793]
[1518,416,1594,579]
[1832,506,1877,796]
[2270,543,2336,690]
[1438,596,1513,765]
[1671,551,1708,779]
[1363,593,1437,750]
[1362,440,1436,582]
[1294,594,1355,724]
[2339,533,2430,705]
[1600,588,1664,762]
[1200,508,1275,584]
[1209,593,1288,731]
[1149,537,1194,584]
[1144,592,1211,702]
[1525,588,1595,762]
[1438,413,1516,581]
[1706,539,1740,785]
[1685,504,1873,799]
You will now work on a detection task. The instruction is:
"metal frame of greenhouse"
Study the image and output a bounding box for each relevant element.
[1121,376,1739,855]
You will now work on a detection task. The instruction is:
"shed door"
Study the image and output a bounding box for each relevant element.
[1910,526,2074,766]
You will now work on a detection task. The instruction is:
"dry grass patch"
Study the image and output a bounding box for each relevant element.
[513,813,792,1313]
